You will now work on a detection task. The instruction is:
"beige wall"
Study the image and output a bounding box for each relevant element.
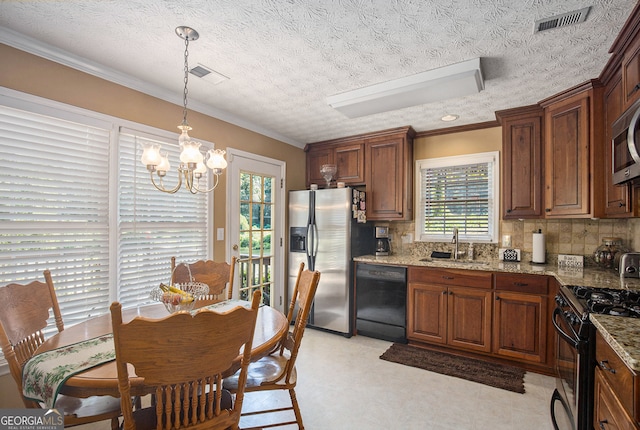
[0,44,307,258]
[0,44,307,407]
[414,127,501,159]
[391,126,637,262]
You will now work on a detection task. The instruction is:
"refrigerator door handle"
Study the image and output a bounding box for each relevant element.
[312,223,319,257]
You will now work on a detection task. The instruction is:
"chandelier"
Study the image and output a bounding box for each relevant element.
[140,26,227,194]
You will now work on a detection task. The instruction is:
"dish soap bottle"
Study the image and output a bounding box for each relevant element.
[468,243,474,260]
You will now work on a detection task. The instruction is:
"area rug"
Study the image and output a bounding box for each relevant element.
[380,343,526,394]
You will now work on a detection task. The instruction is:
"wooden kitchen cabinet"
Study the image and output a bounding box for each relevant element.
[305,127,414,220]
[407,267,492,353]
[365,127,415,221]
[541,81,605,218]
[334,142,365,184]
[594,367,637,430]
[305,145,334,186]
[623,34,640,109]
[594,331,640,429]
[496,105,544,219]
[305,140,365,187]
[493,273,548,364]
[604,71,633,217]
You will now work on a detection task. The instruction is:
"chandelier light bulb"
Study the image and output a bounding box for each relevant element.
[194,161,207,176]
[156,152,171,172]
[141,143,162,167]
[179,140,203,164]
[206,149,228,171]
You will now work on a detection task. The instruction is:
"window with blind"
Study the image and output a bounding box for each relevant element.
[0,90,212,335]
[415,151,499,243]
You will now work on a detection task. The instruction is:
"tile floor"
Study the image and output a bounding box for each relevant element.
[82,328,557,430]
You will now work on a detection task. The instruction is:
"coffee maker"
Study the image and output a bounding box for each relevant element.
[375,226,390,256]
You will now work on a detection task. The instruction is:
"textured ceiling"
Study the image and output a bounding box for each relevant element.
[0,0,637,148]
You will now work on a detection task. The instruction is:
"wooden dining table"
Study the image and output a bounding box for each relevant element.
[31,301,289,399]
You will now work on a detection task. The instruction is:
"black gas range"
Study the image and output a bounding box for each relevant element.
[567,285,640,318]
[551,284,640,430]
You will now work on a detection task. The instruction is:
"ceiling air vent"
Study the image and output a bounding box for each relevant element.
[534,6,591,33]
[189,64,229,84]
[189,65,211,78]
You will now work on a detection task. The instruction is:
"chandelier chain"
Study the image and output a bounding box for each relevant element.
[182,36,190,125]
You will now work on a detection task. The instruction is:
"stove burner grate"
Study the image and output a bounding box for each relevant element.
[566,285,640,318]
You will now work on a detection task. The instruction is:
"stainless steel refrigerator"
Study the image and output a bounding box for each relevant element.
[288,188,374,336]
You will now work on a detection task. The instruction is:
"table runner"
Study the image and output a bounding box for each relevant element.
[22,334,115,408]
[22,299,253,408]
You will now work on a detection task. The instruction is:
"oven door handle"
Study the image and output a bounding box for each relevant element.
[552,307,580,349]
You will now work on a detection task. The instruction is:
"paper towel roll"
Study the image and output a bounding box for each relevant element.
[532,231,546,263]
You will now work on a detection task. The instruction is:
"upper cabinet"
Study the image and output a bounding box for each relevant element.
[496,105,544,219]
[306,137,365,187]
[603,71,633,217]
[365,128,415,221]
[540,82,605,218]
[306,145,334,186]
[623,33,640,108]
[305,126,415,221]
[497,82,606,220]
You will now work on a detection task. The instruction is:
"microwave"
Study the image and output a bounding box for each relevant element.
[612,98,640,185]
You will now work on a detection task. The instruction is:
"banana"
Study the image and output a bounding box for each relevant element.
[159,283,194,304]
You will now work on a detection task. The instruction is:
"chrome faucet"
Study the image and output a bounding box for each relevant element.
[451,228,459,260]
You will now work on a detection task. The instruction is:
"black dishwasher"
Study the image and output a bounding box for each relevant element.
[355,263,407,343]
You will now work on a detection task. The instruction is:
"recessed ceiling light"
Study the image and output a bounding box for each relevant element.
[441,114,459,122]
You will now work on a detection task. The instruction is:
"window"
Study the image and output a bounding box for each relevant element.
[415,151,499,243]
[0,89,212,333]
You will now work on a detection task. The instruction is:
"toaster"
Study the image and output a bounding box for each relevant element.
[619,252,640,277]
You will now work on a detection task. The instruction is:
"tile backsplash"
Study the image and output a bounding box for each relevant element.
[384,218,639,267]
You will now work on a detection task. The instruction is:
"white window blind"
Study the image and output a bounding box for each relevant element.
[117,129,210,308]
[0,104,112,324]
[0,90,217,370]
[416,152,499,243]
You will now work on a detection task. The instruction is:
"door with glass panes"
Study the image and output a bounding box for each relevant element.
[227,149,284,311]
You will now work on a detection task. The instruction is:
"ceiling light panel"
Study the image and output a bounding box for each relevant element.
[326,58,484,118]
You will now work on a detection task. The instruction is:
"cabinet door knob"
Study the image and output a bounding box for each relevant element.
[598,419,608,430]
[545,208,551,212]
[506,209,512,213]
[495,296,500,301]
[619,202,626,208]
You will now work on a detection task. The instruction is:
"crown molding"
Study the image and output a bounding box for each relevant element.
[0,26,302,148]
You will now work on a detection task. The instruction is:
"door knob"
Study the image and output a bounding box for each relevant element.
[232,244,238,251]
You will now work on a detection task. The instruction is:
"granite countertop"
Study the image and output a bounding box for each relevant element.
[590,314,640,371]
[354,254,640,291]
[354,254,640,371]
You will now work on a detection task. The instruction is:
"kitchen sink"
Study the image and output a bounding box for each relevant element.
[419,258,489,266]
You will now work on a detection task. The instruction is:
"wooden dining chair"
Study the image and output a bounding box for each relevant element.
[224,263,321,430]
[0,270,122,429]
[111,289,261,430]
[171,256,237,303]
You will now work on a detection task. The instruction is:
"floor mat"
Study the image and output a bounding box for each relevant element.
[380,343,526,393]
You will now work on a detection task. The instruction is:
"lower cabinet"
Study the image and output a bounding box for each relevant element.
[594,330,640,429]
[594,367,637,430]
[407,267,493,353]
[407,267,554,371]
[493,273,549,364]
